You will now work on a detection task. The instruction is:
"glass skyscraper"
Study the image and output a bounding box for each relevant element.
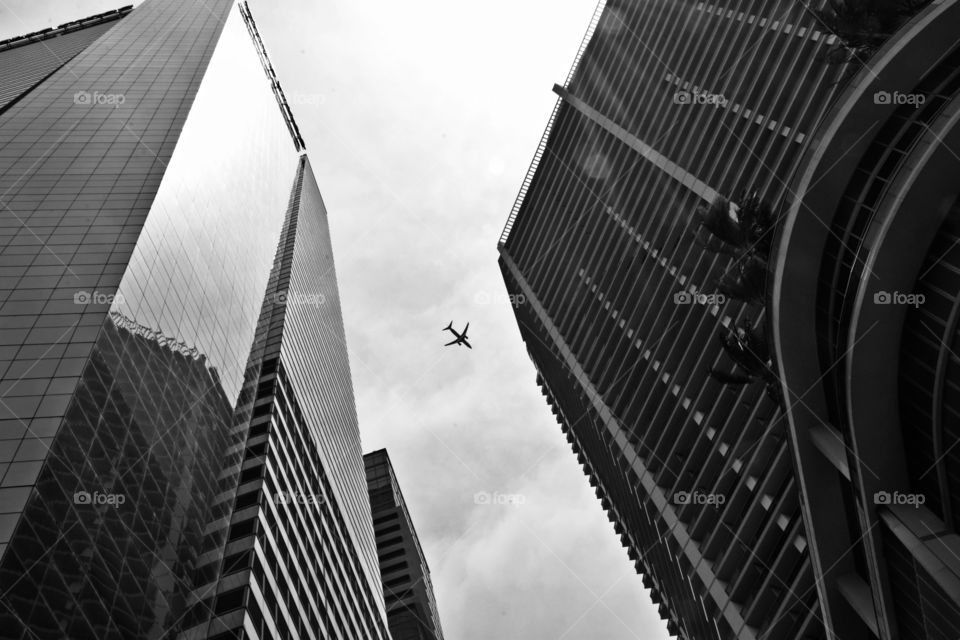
[0,1,390,638]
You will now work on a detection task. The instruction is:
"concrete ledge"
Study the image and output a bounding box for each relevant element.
[879,506,960,605]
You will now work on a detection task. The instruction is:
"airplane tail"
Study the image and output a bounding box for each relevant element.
[443,321,453,332]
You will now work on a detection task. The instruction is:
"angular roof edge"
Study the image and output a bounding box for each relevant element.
[238,1,307,152]
[0,5,133,53]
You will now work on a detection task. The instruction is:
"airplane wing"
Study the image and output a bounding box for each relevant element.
[462,322,469,336]
[444,339,458,346]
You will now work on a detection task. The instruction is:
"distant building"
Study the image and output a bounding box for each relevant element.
[365,449,444,640]
[0,1,389,638]
[498,0,960,639]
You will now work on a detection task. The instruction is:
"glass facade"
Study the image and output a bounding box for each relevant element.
[0,312,238,637]
[181,155,390,640]
[0,1,391,639]
[0,7,132,112]
[0,0,236,537]
[279,159,383,600]
[108,2,300,404]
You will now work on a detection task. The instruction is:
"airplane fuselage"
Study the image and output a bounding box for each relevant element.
[443,322,472,348]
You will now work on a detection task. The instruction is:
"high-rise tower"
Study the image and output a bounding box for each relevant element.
[364,449,444,640]
[0,2,389,638]
[498,0,960,639]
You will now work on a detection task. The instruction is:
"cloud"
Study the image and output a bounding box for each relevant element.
[2,1,673,638]
[244,0,672,636]
[433,453,667,639]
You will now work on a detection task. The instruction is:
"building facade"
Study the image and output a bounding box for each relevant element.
[0,1,389,639]
[0,6,133,113]
[499,0,960,639]
[774,2,960,639]
[364,449,444,640]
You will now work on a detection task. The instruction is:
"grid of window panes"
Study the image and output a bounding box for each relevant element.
[0,7,131,111]
[0,316,238,638]
[186,157,390,640]
[498,0,854,637]
[278,159,386,605]
[0,0,235,561]
[0,1,310,636]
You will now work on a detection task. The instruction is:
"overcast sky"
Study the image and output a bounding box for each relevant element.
[0,1,669,638]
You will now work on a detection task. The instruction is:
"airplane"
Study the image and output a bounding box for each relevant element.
[443,321,472,349]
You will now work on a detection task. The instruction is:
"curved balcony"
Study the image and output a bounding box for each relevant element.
[772,0,960,636]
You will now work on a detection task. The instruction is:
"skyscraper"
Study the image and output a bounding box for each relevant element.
[364,449,444,640]
[499,0,960,639]
[773,2,960,639]
[0,1,389,638]
[0,6,133,113]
